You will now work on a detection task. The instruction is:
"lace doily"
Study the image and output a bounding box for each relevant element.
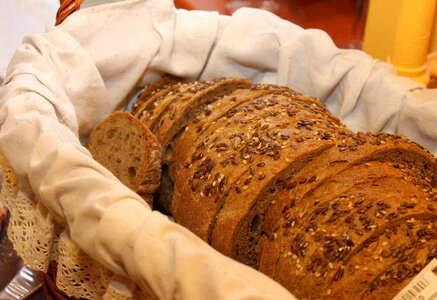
[0,153,144,299]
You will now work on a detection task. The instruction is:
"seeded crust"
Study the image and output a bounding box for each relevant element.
[157,86,293,215]
[172,92,344,241]
[347,222,437,300]
[133,82,179,119]
[333,218,436,300]
[162,87,280,214]
[307,164,437,300]
[149,78,251,212]
[210,106,349,257]
[172,94,297,240]
[226,132,437,269]
[261,132,437,238]
[138,78,247,132]
[169,86,293,181]
[87,111,162,206]
[154,78,252,153]
[131,76,180,117]
[273,162,435,262]
[258,161,437,299]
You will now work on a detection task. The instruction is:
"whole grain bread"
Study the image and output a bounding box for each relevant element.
[158,86,287,214]
[261,132,437,239]
[166,80,437,299]
[131,76,180,117]
[92,77,437,300]
[211,131,437,274]
[87,111,162,206]
[172,91,345,241]
[151,77,252,150]
[144,78,252,213]
[164,85,294,214]
[169,85,295,181]
[258,161,437,299]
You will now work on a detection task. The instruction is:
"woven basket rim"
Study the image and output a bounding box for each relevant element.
[56,0,84,25]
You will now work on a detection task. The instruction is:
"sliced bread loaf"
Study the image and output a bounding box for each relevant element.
[172,91,344,241]
[258,162,437,299]
[169,85,294,180]
[214,131,437,272]
[92,77,437,300]
[262,132,437,238]
[132,80,180,119]
[149,78,252,149]
[131,76,180,117]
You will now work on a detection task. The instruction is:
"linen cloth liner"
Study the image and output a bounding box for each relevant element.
[1,0,437,299]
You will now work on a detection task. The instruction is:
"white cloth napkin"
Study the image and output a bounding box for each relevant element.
[1,0,437,299]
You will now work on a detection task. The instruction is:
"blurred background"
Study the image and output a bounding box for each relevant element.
[0,0,369,82]
[174,0,369,50]
[172,0,437,86]
[4,0,437,86]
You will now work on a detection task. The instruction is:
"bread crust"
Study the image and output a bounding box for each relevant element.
[172,92,344,241]
[259,163,437,299]
[131,76,180,117]
[87,111,162,206]
[169,85,293,181]
[154,78,252,149]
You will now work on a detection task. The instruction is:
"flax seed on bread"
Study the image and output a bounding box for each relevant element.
[258,161,437,299]
[152,78,252,150]
[131,76,180,117]
[261,132,437,240]
[172,92,342,241]
[169,85,293,181]
[147,78,437,299]
[132,82,181,120]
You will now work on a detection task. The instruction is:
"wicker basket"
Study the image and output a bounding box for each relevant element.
[55,0,84,25]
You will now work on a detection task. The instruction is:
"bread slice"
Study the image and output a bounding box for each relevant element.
[163,86,294,215]
[258,162,437,299]
[87,111,162,206]
[262,133,437,236]
[149,78,252,149]
[280,162,434,260]
[131,76,180,117]
[133,83,179,120]
[172,92,344,241]
[138,79,239,129]
[146,78,252,213]
[171,89,336,181]
[211,131,437,271]
[169,85,294,180]
[162,86,296,214]
[158,87,285,215]
[342,219,437,300]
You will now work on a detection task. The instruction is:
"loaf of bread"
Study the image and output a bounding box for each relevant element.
[88,77,437,299]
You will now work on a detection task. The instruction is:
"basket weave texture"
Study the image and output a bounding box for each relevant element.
[56,0,84,25]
